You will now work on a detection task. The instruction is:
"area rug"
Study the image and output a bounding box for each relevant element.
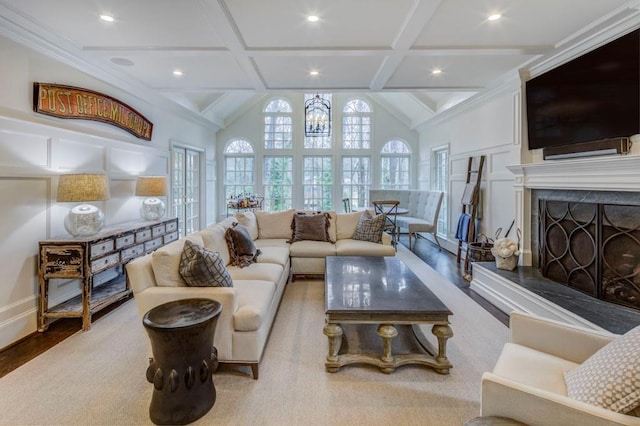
[0,246,509,425]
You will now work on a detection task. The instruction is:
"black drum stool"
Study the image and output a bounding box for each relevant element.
[143,298,222,425]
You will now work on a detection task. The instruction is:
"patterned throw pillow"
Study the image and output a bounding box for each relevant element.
[288,212,334,243]
[352,210,386,244]
[225,223,261,268]
[179,240,233,287]
[564,325,640,413]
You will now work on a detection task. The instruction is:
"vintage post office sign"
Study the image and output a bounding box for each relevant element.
[33,82,153,140]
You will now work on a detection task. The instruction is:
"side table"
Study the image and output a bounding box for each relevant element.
[143,298,222,425]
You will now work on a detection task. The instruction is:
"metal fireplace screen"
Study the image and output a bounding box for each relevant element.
[539,200,640,311]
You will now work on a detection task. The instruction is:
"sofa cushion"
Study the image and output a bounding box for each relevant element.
[336,211,363,240]
[352,210,386,243]
[226,262,284,285]
[254,239,291,249]
[288,212,333,243]
[255,209,295,239]
[233,280,276,332]
[235,211,258,240]
[256,246,290,267]
[178,240,233,287]
[493,342,579,395]
[289,240,337,257]
[225,223,261,268]
[335,239,396,257]
[199,225,231,266]
[564,325,640,413]
[151,234,204,287]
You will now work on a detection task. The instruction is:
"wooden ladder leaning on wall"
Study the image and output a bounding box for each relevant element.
[456,155,485,275]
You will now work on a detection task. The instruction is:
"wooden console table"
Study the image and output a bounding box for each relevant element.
[37,217,179,331]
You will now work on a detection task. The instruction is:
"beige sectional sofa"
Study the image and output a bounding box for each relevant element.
[126,209,395,379]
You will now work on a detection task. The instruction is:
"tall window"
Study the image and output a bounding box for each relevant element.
[342,99,371,149]
[432,146,449,236]
[263,156,293,211]
[172,146,202,237]
[303,156,333,210]
[264,99,293,149]
[304,93,332,149]
[342,156,371,209]
[381,140,410,189]
[224,139,255,201]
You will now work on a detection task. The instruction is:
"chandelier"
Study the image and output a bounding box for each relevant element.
[305,94,331,137]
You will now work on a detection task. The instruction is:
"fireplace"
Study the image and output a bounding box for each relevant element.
[468,155,640,332]
[536,191,640,312]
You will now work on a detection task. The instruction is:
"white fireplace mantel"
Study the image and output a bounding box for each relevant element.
[506,154,640,191]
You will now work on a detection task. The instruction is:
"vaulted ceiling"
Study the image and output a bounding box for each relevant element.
[0,0,638,130]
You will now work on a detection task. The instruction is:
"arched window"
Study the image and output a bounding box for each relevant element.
[381,140,410,189]
[342,99,371,149]
[264,99,293,149]
[224,139,255,202]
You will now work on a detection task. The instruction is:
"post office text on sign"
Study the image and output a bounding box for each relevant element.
[33,82,153,141]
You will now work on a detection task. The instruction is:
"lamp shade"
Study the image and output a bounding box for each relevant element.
[135,176,167,197]
[57,174,110,202]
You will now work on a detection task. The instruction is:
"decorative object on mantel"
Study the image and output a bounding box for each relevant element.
[135,176,167,221]
[56,173,110,236]
[304,93,331,137]
[33,82,153,140]
[491,228,521,271]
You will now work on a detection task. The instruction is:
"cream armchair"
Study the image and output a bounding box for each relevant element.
[481,312,640,426]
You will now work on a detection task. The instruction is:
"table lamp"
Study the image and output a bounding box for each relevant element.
[135,176,167,221]
[57,173,110,236]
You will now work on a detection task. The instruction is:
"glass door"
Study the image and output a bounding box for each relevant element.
[172,146,202,237]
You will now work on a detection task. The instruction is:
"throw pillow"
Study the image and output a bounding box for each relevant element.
[564,325,640,413]
[352,210,386,244]
[225,223,262,268]
[255,209,296,239]
[288,212,334,243]
[178,240,233,287]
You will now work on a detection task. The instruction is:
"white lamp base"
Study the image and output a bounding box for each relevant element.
[64,204,105,236]
[140,197,166,221]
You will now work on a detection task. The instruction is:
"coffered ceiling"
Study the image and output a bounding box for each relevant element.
[0,0,638,130]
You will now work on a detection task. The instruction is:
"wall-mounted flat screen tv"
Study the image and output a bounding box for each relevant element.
[526,29,640,150]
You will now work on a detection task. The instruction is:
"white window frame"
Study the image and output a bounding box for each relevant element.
[341,156,371,210]
[342,98,372,150]
[264,98,293,150]
[263,155,294,211]
[223,139,255,202]
[431,145,449,237]
[303,155,333,211]
[380,139,411,189]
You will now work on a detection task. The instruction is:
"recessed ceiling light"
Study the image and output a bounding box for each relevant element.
[488,13,502,21]
[431,69,443,75]
[310,71,319,76]
[99,14,114,22]
[173,70,183,77]
[307,15,319,22]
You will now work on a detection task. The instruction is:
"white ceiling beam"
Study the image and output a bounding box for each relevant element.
[199,0,266,91]
[370,0,444,90]
[409,93,437,114]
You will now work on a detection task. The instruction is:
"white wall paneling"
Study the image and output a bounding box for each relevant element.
[0,37,216,350]
[0,177,48,348]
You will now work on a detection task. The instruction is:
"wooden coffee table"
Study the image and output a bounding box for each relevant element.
[323,256,453,374]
